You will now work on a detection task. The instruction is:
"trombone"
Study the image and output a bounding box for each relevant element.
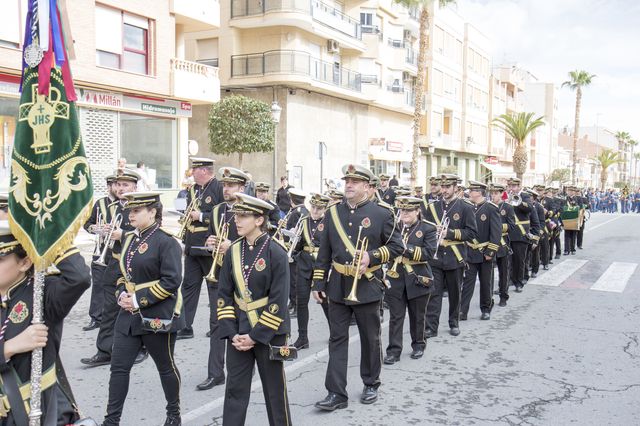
[433,216,450,260]
[175,197,201,240]
[205,222,229,283]
[93,213,123,267]
[345,226,369,303]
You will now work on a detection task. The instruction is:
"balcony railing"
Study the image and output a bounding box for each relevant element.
[231,0,361,39]
[197,58,219,67]
[405,47,416,65]
[171,58,220,103]
[231,50,362,92]
[361,74,380,85]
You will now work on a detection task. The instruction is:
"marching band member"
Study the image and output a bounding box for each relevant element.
[178,157,223,341]
[507,178,536,293]
[216,193,292,426]
[420,176,440,218]
[550,187,566,259]
[529,187,549,276]
[103,192,184,426]
[293,193,330,349]
[460,181,501,321]
[82,174,117,331]
[326,189,344,207]
[377,174,397,206]
[313,164,403,410]
[196,167,248,391]
[82,169,148,367]
[563,186,580,255]
[254,181,281,233]
[285,188,308,318]
[413,186,424,198]
[423,174,477,337]
[542,187,558,266]
[489,184,515,307]
[0,223,90,425]
[383,196,436,364]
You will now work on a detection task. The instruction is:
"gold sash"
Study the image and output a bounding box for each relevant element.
[230,243,259,327]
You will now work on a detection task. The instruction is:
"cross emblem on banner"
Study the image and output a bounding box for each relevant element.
[18,84,70,154]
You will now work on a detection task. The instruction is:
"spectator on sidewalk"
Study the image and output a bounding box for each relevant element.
[276,176,293,218]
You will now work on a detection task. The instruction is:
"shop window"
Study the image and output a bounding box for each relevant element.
[95,5,152,75]
[0,98,18,186]
[120,113,176,189]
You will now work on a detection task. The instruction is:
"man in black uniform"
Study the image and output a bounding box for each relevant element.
[490,184,515,307]
[378,174,397,206]
[576,187,589,249]
[460,181,501,321]
[414,186,424,198]
[420,176,440,218]
[563,186,580,255]
[507,178,538,293]
[293,192,330,349]
[285,188,308,318]
[82,169,148,367]
[196,167,248,391]
[543,187,559,264]
[255,181,281,233]
[549,187,565,259]
[423,174,477,337]
[383,196,436,364]
[529,186,549,275]
[313,164,403,410]
[178,157,224,341]
[82,174,118,331]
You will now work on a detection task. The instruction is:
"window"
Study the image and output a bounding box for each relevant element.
[360,12,373,26]
[0,0,26,48]
[95,5,151,74]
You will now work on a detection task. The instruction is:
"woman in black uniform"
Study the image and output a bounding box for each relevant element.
[383,196,437,364]
[0,222,90,425]
[217,193,292,426]
[103,192,184,426]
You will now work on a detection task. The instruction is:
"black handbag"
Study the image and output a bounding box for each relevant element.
[139,315,174,333]
[268,337,298,362]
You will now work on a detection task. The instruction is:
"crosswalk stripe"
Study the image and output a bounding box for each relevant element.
[591,262,637,293]
[529,259,588,287]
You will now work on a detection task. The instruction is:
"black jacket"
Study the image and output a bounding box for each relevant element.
[496,202,515,258]
[466,201,501,263]
[184,178,223,256]
[276,185,293,213]
[217,234,290,345]
[294,215,326,279]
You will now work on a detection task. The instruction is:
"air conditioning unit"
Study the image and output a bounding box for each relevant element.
[402,71,411,81]
[327,39,340,53]
[403,30,412,41]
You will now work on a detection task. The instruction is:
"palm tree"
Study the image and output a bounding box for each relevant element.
[593,149,623,190]
[393,0,456,185]
[492,112,545,180]
[633,148,640,187]
[562,70,596,185]
[614,131,631,181]
[627,138,638,185]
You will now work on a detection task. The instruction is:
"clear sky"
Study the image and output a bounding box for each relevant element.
[455,0,640,140]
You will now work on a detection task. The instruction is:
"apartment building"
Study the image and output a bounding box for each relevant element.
[0,0,220,195]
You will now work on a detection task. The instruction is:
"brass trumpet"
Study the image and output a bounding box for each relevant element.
[345,226,369,303]
[91,212,106,256]
[175,197,201,240]
[286,216,305,263]
[386,224,408,279]
[433,216,449,260]
[205,222,229,282]
[93,213,123,267]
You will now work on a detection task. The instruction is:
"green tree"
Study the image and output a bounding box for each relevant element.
[208,95,275,168]
[626,138,637,185]
[593,148,623,190]
[392,0,456,185]
[548,168,571,184]
[562,70,596,184]
[492,112,545,180]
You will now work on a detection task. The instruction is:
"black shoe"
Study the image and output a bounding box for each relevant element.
[82,319,100,331]
[134,348,148,365]
[449,327,460,336]
[383,355,400,365]
[164,414,181,426]
[196,376,225,390]
[563,252,570,256]
[425,329,438,339]
[360,386,378,404]
[571,251,576,255]
[315,393,348,411]
[289,308,297,318]
[80,353,111,367]
[549,260,554,264]
[294,337,309,350]
[578,246,583,249]
[410,349,424,359]
[481,312,491,320]
[176,329,194,340]
[543,265,549,270]
[459,313,468,321]
[531,272,537,278]
[515,285,523,293]
[498,298,507,307]
[555,254,561,259]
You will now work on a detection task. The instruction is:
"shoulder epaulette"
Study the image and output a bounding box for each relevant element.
[463,198,474,205]
[487,201,499,209]
[160,227,177,237]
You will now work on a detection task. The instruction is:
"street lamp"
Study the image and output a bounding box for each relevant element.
[271,101,282,189]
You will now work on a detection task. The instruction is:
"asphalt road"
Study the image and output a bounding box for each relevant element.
[61,212,640,425]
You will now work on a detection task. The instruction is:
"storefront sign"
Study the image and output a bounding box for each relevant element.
[386,141,403,152]
[124,95,192,118]
[485,156,498,165]
[77,89,123,108]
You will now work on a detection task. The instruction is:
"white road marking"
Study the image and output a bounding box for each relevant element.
[183,320,390,424]
[529,259,588,287]
[585,215,625,233]
[591,262,637,293]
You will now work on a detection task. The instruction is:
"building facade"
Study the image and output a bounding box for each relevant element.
[0,0,220,196]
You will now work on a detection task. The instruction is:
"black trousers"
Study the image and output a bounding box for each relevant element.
[296,274,312,337]
[207,284,226,379]
[223,334,291,426]
[530,241,540,273]
[540,234,550,266]
[461,260,494,315]
[496,255,510,300]
[325,300,381,400]
[103,330,180,425]
[386,291,427,357]
[510,242,528,286]
[182,255,215,331]
[564,230,577,253]
[577,222,585,248]
[289,261,298,308]
[96,258,120,356]
[550,231,562,255]
[425,267,463,332]
[88,256,106,322]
